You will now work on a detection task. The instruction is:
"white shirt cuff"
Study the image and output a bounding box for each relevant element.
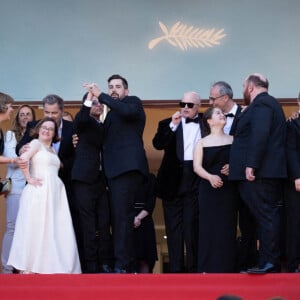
[84,99,93,107]
[169,121,179,132]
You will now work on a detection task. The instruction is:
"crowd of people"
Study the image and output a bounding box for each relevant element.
[0,72,299,274]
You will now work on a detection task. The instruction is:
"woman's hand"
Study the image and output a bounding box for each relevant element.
[134,216,142,228]
[17,157,28,170]
[208,174,223,188]
[221,164,229,176]
[26,177,43,187]
[295,178,300,192]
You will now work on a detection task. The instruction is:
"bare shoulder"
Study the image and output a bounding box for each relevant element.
[227,134,234,143]
[198,135,211,147]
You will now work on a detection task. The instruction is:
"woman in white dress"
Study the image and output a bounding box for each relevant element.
[1,105,36,273]
[8,117,81,274]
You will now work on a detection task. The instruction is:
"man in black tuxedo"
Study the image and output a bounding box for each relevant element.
[209,81,257,271]
[285,94,300,273]
[16,94,75,205]
[71,92,113,273]
[229,74,287,273]
[85,75,149,273]
[152,91,207,273]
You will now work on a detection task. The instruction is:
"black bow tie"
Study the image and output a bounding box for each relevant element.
[225,113,235,118]
[185,117,199,124]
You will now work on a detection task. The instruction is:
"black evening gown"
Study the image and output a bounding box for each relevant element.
[197,145,238,273]
[134,174,158,272]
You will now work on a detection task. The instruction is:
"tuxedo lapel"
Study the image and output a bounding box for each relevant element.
[230,105,243,136]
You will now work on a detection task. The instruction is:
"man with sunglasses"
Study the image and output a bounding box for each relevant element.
[153,91,207,273]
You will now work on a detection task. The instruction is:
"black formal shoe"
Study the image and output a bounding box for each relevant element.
[113,267,127,274]
[100,264,113,273]
[247,262,277,274]
[294,268,300,273]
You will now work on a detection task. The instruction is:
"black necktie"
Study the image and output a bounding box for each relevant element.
[185,117,199,124]
[225,113,235,118]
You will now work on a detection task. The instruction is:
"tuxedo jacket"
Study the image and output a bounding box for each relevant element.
[229,92,287,180]
[16,119,75,188]
[286,116,300,181]
[152,114,207,200]
[229,105,243,136]
[71,105,104,184]
[98,93,149,179]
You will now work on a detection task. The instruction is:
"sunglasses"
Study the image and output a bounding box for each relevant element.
[179,102,195,109]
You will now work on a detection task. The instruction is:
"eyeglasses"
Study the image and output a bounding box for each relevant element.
[179,102,195,109]
[41,125,55,132]
[209,95,224,101]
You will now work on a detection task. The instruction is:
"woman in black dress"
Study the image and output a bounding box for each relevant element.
[133,173,158,273]
[193,107,238,273]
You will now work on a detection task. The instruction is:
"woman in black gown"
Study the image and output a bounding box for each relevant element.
[133,173,158,273]
[193,107,238,273]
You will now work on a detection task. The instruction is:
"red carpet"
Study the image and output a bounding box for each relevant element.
[0,273,299,300]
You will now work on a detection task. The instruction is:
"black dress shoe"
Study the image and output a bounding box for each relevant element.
[294,268,300,273]
[247,262,277,274]
[100,264,113,273]
[113,267,127,274]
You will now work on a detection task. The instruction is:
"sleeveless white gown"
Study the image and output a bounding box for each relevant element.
[7,140,81,274]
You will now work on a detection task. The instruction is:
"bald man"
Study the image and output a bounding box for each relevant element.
[229,74,287,274]
[153,91,207,273]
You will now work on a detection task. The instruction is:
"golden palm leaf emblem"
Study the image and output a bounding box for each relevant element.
[148,21,226,51]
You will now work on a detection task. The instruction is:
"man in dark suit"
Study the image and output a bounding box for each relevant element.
[209,81,257,271]
[85,75,149,273]
[71,92,113,273]
[229,74,287,273]
[285,94,300,273]
[152,91,206,273]
[16,94,75,204]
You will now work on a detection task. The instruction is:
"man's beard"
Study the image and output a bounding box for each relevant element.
[111,93,119,99]
[243,90,251,105]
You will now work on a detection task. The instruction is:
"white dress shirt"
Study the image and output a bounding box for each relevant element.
[224,104,238,135]
[170,117,201,161]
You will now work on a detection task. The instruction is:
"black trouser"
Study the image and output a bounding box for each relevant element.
[73,173,113,273]
[238,179,282,269]
[285,180,300,272]
[163,161,199,273]
[108,171,144,271]
[237,196,258,270]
